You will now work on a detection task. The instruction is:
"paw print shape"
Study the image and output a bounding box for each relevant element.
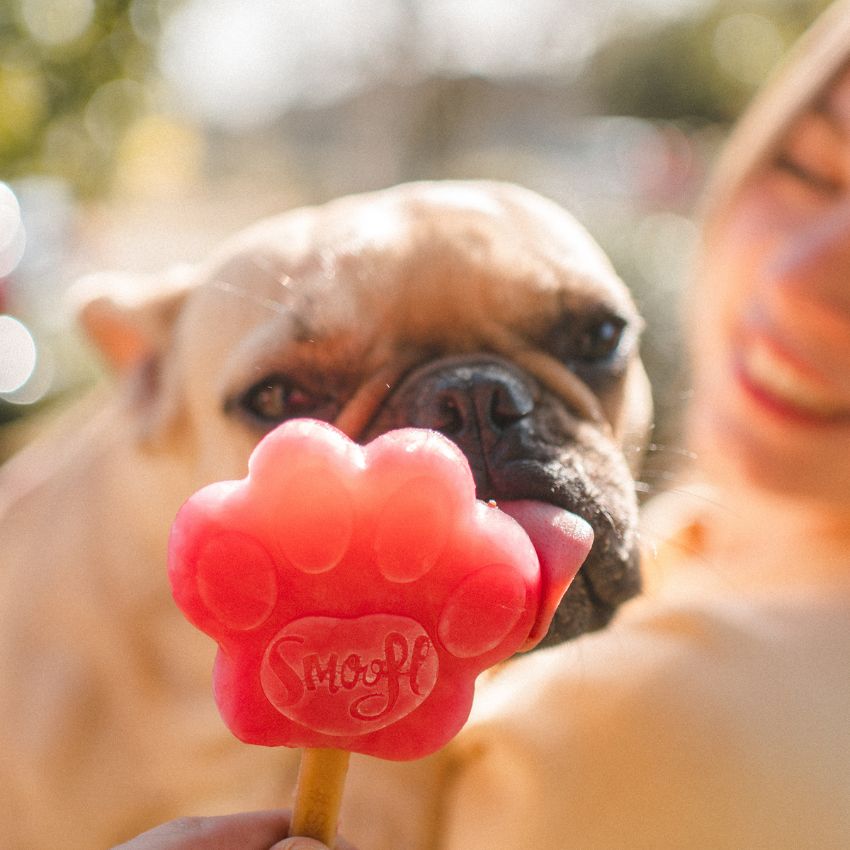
[168,419,542,761]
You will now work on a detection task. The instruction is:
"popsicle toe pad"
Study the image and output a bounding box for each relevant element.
[168,419,543,760]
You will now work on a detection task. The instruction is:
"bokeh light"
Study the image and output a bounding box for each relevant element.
[18,0,95,47]
[0,59,47,156]
[0,183,26,277]
[1,340,53,405]
[114,114,204,198]
[84,79,150,153]
[0,315,37,394]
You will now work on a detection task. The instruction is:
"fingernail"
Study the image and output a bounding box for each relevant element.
[271,837,329,850]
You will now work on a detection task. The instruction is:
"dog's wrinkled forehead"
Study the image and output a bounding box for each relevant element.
[191,181,636,348]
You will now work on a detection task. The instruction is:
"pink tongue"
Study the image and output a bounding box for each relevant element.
[498,500,594,650]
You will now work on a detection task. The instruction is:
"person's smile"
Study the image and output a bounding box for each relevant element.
[734,325,850,425]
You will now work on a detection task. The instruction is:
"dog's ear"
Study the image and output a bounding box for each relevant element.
[70,264,195,374]
[68,264,197,446]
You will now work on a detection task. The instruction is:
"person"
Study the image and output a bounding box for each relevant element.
[327,1,850,847]
[112,810,357,850]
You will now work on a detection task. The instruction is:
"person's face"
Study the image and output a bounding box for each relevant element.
[689,64,850,508]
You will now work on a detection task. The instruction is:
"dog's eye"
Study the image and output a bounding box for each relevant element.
[236,375,331,425]
[545,309,630,372]
[576,315,626,362]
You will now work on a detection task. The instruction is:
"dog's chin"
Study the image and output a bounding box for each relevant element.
[536,546,641,647]
[484,465,642,650]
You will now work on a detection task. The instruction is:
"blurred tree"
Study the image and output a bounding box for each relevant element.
[0,0,162,196]
[589,0,832,125]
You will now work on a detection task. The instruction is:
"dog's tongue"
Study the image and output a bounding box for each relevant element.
[498,500,594,650]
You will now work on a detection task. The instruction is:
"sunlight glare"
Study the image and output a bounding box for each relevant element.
[0,315,37,394]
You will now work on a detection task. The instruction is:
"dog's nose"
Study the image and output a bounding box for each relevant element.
[429,376,530,436]
[411,362,536,440]
[358,356,541,488]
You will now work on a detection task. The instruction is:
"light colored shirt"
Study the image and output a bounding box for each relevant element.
[342,485,850,850]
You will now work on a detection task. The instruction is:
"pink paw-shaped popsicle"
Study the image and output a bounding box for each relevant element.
[168,420,551,761]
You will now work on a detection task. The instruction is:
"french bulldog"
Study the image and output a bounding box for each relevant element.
[0,180,651,848]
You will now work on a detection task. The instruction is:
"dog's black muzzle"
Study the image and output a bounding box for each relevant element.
[362,354,642,646]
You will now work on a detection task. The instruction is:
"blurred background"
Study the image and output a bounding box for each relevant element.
[0,0,832,478]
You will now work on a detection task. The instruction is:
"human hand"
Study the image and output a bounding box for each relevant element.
[112,809,358,850]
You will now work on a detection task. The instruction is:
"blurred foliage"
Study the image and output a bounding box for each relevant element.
[0,0,166,196]
[591,0,833,124]
[0,0,836,201]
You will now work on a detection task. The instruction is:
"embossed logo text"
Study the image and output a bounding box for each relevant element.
[260,614,438,734]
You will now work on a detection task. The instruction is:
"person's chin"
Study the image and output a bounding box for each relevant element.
[693,397,808,489]
[702,406,850,506]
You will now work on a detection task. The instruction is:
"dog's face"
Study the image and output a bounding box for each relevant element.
[81,181,651,646]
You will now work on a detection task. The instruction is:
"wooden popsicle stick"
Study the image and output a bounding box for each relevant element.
[289,747,351,847]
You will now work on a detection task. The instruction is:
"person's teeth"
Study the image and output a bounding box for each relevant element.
[744,341,846,417]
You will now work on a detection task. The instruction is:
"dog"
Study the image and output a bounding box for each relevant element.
[0,180,651,848]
